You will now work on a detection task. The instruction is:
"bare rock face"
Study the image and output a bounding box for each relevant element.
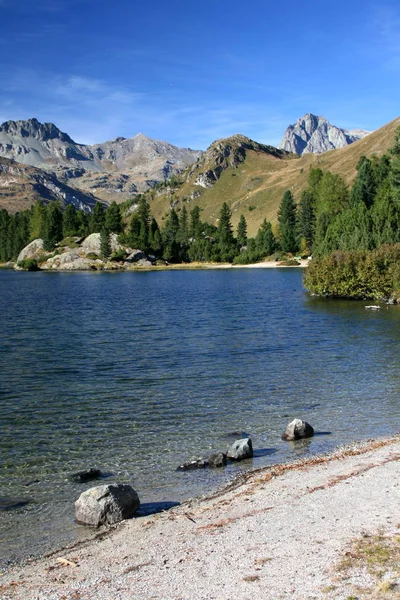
[282,419,314,441]
[227,438,253,460]
[75,483,140,527]
[279,114,370,155]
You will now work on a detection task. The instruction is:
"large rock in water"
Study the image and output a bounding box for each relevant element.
[75,484,140,526]
[227,438,253,460]
[282,419,314,441]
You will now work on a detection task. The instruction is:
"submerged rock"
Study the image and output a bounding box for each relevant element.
[71,468,102,483]
[75,483,140,527]
[208,452,227,468]
[0,497,31,511]
[177,459,208,471]
[227,438,253,460]
[282,419,314,441]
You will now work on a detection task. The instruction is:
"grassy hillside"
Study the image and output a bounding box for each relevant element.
[147,117,400,236]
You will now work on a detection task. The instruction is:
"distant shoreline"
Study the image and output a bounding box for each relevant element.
[1,259,310,272]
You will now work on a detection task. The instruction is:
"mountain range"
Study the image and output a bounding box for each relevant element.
[0,114,398,234]
[0,118,202,207]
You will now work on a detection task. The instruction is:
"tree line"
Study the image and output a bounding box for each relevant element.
[0,194,281,265]
[281,127,400,258]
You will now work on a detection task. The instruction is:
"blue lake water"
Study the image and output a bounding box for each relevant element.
[0,268,399,568]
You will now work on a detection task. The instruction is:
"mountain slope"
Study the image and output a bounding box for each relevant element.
[0,157,99,213]
[0,119,203,201]
[147,117,399,237]
[279,113,370,155]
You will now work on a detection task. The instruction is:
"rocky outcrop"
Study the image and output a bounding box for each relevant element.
[279,114,370,155]
[282,419,314,441]
[16,239,45,264]
[15,235,157,271]
[80,233,124,256]
[227,438,253,460]
[44,251,96,271]
[187,135,289,190]
[75,483,140,526]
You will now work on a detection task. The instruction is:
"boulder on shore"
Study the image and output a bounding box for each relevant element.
[282,419,314,441]
[75,483,140,527]
[227,438,253,461]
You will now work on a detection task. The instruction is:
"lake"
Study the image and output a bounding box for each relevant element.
[0,268,399,568]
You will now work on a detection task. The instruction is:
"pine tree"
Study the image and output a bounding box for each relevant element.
[77,210,90,237]
[189,206,202,239]
[0,209,12,262]
[162,209,180,262]
[100,227,111,259]
[128,213,141,248]
[315,171,349,216]
[43,202,63,251]
[350,157,376,208]
[177,205,189,261]
[63,204,79,238]
[217,202,237,262]
[255,219,276,257]
[277,191,298,253]
[104,201,122,233]
[297,190,316,252]
[237,215,247,247]
[89,202,106,233]
[371,180,400,246]
[30,201,47,240]
[148,218,162,256]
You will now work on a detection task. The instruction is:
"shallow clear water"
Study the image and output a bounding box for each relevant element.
[0,268,399,567]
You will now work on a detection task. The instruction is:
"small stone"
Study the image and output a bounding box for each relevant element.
[227,438,253,461]
[71,468,102,483]
[282,419,314,441]
[177,459,208,471]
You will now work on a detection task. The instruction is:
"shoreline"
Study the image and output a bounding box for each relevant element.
[2,434,400,599]
[1,259,310,271]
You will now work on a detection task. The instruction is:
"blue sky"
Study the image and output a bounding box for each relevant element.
[0,0,399,149]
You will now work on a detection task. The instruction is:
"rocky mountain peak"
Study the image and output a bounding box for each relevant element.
[279,113,370,155]
[0,118,75,144]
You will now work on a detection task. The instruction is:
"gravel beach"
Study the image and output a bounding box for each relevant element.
[2,436,400,599]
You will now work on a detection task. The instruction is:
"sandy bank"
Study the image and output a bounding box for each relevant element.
[2,436,400,599]
[149,259,310,270]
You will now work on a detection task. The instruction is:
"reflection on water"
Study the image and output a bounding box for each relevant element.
[0,269,399,567]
